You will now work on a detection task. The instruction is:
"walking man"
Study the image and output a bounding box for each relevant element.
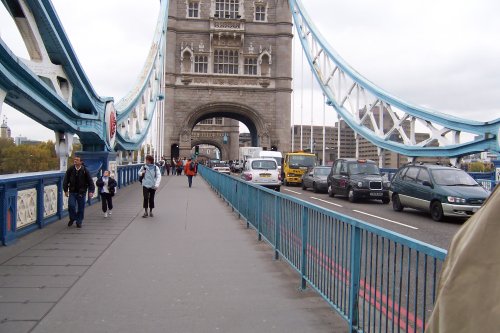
[63,156,95,228]
[184,158,197,188]
[139,155,161,217]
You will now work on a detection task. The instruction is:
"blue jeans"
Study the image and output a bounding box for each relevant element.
[187,175,193,187]
[68,192,86,225]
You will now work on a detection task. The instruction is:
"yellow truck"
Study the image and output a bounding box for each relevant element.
[282,152,317,186]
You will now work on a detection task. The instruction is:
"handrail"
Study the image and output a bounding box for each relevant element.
[199,165,447,333]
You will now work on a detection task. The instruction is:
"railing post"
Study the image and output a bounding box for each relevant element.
[36,178,44,228]
[257,190,262,241]
[348,225,362,332]
[274,195,281,260]
[301,206,308,290]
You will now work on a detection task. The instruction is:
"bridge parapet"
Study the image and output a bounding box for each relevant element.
[0,164,142,246]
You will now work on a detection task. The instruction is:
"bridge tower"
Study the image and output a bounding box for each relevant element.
[164,0,293,161]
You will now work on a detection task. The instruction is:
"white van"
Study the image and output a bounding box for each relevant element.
[254,151,282,171]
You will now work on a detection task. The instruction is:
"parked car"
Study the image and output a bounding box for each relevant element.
[212,163,231,175]
[241,158,281,191]
[327,158,390,203]
[301,166,330,192]
[390,164,490,221]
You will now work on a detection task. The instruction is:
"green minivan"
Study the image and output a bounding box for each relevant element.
[390,164,490,221]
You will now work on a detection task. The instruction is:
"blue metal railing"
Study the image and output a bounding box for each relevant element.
[0,164,143,246]
[200,165,447,333]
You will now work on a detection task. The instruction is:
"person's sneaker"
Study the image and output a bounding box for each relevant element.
[104,212,108,218]
[68,220,74,227]
[142,212,148,218]
[108,210,112,216]
[76,223,82,228]
[149,212,154,218]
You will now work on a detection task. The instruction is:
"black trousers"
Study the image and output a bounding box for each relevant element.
[142,186,156,209]
[101,193,113,212]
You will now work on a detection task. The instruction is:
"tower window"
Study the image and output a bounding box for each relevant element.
[188,1,200,18]
[255,4,266,21]
[244,58,257,75]
[194,55,208,73]
[215,0,239,19]
[214,49,239,75]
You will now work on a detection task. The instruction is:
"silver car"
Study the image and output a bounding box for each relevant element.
[301,166,330,193]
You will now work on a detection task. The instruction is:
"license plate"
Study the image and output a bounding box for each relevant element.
[370,192,383,196]
[260,173,271,178]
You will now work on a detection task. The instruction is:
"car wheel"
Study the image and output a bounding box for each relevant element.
[313,183,319,193]
[348,188,356,203]
[382,198,390,204]
[430,201,444,221]
[392,194,404,211]
[275,186,281,192]
[328,184,335,197]
[302,182,307,190]
[284,179,288,186]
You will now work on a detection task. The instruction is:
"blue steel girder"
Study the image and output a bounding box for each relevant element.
[0,39,105,146]
[289,0,500,158]
[1,0,169,152]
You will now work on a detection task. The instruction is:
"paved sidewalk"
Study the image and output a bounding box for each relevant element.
[0,174,348,333]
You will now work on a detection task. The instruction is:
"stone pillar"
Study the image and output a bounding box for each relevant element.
[54,131,73,171]
[493,159,500,185]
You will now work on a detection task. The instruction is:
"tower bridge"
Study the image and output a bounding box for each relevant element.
[1,1,499,332]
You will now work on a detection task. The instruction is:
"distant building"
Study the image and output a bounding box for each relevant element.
[1,117,11,139]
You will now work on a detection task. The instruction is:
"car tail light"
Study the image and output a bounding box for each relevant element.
[244,173,252,181]
[278,173,282,181]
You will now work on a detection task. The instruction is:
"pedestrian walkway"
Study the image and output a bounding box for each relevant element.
[0,174,348,333]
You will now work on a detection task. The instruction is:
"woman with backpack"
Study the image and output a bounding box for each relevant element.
[139,155,161,217]
[96,170,117,218]
[184,158,197,188]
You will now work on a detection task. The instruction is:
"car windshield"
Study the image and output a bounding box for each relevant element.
[348,163,380,175]
[252,160,277,170]
[315,168,330,176]
[431,169,478,186]
[289,155,315,167]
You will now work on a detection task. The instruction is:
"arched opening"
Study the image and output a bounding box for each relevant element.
[171,143,179,161]
[181,50,192,73]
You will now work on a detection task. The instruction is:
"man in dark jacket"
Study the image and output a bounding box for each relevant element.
[63,156,95,228]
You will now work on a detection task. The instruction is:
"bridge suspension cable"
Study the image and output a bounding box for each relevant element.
[289,0,500,161]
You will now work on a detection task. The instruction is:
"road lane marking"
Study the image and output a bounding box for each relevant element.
[352,210,419,230]
[284,189,302,195]
[310,197,343,208]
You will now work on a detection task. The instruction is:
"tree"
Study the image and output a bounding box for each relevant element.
[0,140,59,174]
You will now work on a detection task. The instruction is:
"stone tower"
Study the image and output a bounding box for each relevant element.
[164,0,293,160]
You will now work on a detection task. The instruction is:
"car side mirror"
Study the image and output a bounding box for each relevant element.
[422,180,433,188]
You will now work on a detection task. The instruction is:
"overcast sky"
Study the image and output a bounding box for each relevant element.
[1,0,499,141]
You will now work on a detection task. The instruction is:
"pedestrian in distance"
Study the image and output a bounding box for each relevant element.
[176,159,183,176]
[96,170,117,218]
[139,155,161,218]
[63,156,95,228]
[184,158,197,188]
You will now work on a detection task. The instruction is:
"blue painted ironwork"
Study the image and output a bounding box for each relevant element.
[289,0,500,158]
[199,165,447,333]
[0,0,168,152]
